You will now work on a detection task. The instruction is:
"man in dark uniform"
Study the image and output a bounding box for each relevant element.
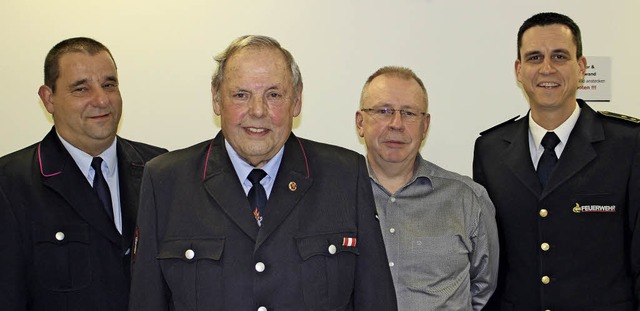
[473,12,640,310]
[129,35,397,311]
[0,37,166,310]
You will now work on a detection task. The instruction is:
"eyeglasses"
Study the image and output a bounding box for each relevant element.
[360,108,427,123]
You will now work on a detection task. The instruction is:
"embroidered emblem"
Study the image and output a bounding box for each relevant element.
[133,226,139,263]
[253,208,263,227]
[572,202,616,213]
[342,237,357,247]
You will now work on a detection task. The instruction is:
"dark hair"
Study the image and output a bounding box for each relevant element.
[211,35,302,101]
[44,37,116,92]
[517,12,582,60]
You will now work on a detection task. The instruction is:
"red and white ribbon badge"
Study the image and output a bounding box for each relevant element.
[342,237,357,247]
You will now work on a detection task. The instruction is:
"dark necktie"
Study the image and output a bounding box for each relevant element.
[91,157,114,221]
[247,169,267,225]
[537,132,561,188]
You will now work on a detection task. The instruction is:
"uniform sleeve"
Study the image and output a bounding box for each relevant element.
[129,167,171,310]
[0,182,28,310]
[469,187,499,311]
[628,129,640,308]
[353,156,398,310]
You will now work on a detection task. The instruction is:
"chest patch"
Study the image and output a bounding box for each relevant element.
[572,202,616,213]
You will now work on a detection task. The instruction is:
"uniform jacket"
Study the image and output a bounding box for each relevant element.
[129,132,397,311]
[0,127,166,311]
[473,100,640,311]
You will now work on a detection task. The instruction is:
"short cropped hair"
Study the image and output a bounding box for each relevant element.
[360,66,428,111]
[44,37,115,92]
[517,12,583,60]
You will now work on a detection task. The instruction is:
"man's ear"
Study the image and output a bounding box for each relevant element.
[355,111,365,138]
[38,85,55,114]
[212,83,221,116]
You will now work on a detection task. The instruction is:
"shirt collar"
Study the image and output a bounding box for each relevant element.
[529,102,581,152]
[225,139,284,186]
[366,153,433,194]
[56,132,118,180]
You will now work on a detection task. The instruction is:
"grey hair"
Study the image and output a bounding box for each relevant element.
[359,66,428,111]
[211,35,303,101]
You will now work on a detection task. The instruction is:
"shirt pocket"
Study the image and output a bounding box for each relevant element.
[32,223,91,292]
[296,232,359,310]
[403,235,470,295]
[157,237,225,310]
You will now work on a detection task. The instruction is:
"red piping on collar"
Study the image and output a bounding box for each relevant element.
[202,140,214,181]
[37,144,62,177]
[295,137,310,178]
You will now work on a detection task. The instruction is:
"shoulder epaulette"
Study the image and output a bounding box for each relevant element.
[598,111,640,124]
[479,116,520,135]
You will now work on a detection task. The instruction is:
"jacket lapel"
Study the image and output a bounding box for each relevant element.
[38,128,121,246]
[117,138,147,251]
[543,102,602,198]
[503,116,543,197]
[202,132,260,241]
[256,134,312,249]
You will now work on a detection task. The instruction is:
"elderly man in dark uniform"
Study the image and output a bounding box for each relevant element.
[0,37,166,310]
[474,12,640,310]
[129,35,397,311]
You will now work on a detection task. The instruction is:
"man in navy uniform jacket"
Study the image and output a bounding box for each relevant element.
[0,37,166,310]
[473,12,640,310]
[129,35,397,311]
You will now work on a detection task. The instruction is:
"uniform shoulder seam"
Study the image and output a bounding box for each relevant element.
[479,115,520,135]
[598,111,640,124]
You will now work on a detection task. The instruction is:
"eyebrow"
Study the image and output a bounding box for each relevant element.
[68,79,88,90]
[105,75,118,83]
[523,48,571,58]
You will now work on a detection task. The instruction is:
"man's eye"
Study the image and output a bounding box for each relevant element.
[73,87,88,93]
[402,110,417,117]
[527,55,541,62]
[268,92,282,98]
[233,93,247,99]
[552,54,567,60]
[377,109,393,115]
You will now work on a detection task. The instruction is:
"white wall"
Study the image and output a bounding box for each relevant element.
[1,0,638,176]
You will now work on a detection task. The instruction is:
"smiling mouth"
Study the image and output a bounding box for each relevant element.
[246,127,268,134]
[538,82,560,88]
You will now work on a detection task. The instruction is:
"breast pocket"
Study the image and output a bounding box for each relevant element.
[403,235,471,295]
[32,223,91,292]
[296,232,359,311]
[157,237,225,310]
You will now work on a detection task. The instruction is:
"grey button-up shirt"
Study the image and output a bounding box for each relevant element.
[369,155,499,311]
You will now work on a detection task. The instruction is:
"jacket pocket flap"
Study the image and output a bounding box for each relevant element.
[33,223,89,244]
[157,237,225,261]
[296,232,359,260]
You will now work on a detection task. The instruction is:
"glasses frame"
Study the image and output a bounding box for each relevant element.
[360,107,428,123]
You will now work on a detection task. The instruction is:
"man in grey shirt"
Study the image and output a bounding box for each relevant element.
[355,66,499,310]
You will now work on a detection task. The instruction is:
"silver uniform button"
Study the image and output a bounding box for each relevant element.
[255,262,266,273]
[258,307,267,311]
[328,244,337,255]
[389,262,394,267]
[184,249,195,260]
[390,197,396,203]
[389,228,396,233]
[55,232,65,241]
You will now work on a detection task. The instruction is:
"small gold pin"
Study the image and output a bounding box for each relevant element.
[288,181,297,191]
